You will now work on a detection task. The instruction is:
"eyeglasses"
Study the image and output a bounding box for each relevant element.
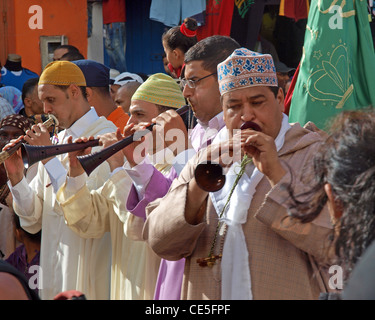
[180,72,217,89]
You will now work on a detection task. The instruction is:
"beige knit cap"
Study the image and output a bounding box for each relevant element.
[131,73,185,108]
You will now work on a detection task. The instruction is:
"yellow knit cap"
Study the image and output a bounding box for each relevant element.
[131,73,185,109]
[39,61,86,86]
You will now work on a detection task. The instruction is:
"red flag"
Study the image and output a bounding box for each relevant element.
[279,0,310,22]
[284,62,300,115]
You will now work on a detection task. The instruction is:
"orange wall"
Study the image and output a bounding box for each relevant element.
[9,0,87,74]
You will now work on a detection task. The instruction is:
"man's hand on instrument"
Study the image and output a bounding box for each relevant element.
[24,123,52,147]
[202,135,243,170]
[122,122,151,167]
[66,136,95,177]
[152,109,190,156]
[3,136,26,186]
[98,129,126,171]
[239,130,286,186]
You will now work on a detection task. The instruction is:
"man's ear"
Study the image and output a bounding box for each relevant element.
[324,183,343,220]
[173,48,184,60]
[84,87,93,103]
[276,87,285,112]
[69,84,77,97]
[23,97,32,108]
[14,228,23,243]
[69,84,85,100]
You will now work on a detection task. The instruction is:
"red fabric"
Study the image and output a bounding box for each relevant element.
[196,0,234,41]
[167,62,183,78]
[279,0,309,22]
[168,63,174,74]
[102,0,126,24]
[180,24,197,37]
[284,62,300,115]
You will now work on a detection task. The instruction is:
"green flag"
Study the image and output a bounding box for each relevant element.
[289,0,375,130]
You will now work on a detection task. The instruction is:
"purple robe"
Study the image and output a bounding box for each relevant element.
[6,244,40,295]
[127,167,185,299]
[126,115,225,300]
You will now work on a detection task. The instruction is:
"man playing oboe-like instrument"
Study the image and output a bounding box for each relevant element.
[3,61,116,300]
[56,73,188,300]
[144,48,336,300]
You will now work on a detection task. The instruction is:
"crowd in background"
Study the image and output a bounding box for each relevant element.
[0,12,375,301]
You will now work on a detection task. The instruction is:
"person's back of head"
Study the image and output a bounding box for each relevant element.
[184,35,241,74]
[0,272,30,300]
[111,72,145,101]
[112,72,144,87]
[53,44,80,61]
[287,109,375,281]
[115,81,142,112]
[21,77,39,104]
[135,72,149,82]
[73,60,110,92]
[0,260,40,300]
[162,17,198,53]
[56,44,79,53]
[163,18,199,78]
[21,77,44,118]
[13,212,41,245]
[72,59,116,117]
[317,110,375,276]
[60,51,85,62]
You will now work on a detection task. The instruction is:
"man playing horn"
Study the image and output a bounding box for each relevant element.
[143,48,336,300]
[3,61,117,300]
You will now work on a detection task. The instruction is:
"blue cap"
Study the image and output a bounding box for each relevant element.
[72,59,110,87]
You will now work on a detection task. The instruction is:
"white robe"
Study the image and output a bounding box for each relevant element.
[55,150,176,300]
[9,108,117,300]
[57,169,160,300]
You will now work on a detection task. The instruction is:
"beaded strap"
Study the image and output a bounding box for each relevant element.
[197,154,253,267]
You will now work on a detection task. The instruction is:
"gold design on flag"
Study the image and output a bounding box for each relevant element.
[306,25,319,40]
[306,43,353,108]
[313,50,323,60]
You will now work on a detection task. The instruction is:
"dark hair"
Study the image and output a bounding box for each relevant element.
[60,51,85,61]
[21,77,39,103]
[54,85,88,100]
[269,86,280,98]
[13,213,41,243]
[156,104,177,114]
[91,86,110,97]
[184,35,241,74]
[162,18,198,53]
[286,108,375,278]
[55,44,80,53]
[136,72,149,82]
